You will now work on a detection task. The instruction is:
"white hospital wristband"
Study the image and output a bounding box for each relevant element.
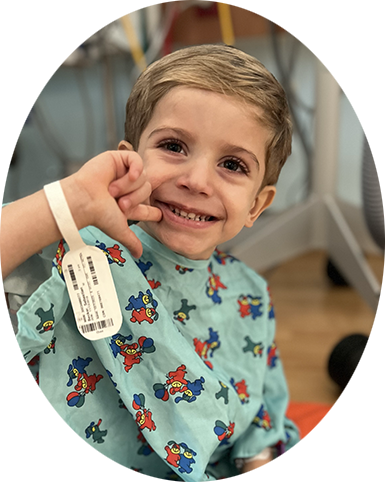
[44,180,122,340]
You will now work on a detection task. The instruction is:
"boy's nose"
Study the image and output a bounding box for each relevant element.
[176,157,214,196]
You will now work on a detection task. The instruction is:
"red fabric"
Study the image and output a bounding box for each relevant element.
[287,402,332,438]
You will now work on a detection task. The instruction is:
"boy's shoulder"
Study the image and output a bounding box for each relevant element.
[211,248,269,294]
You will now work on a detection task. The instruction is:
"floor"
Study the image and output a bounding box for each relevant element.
[261,250,383,405]
[0,251,385,410]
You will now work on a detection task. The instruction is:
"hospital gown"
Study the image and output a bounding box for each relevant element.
[0,226,385,482]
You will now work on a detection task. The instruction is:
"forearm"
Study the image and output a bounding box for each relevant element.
[0,175,89,280]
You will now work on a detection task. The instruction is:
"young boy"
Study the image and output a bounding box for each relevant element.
[1,44,299,480]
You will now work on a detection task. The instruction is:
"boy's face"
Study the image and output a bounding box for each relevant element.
[127,86,276,260]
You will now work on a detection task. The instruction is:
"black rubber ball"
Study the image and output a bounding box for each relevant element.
[328,334,385,402]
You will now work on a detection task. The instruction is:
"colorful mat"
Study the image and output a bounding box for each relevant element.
[0,386,385,482]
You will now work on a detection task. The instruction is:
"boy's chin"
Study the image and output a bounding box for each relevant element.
[137,221,214,260]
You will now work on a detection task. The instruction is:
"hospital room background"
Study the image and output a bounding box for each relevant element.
[0,0,385,481]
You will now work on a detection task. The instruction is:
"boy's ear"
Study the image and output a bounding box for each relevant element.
[118,140,135,151]
[244,185,276,228]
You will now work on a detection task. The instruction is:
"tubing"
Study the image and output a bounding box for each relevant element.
[362,0,385,250]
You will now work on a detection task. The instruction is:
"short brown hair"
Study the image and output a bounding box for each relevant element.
[124,44,292,187]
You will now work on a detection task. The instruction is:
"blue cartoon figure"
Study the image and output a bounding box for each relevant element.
[193,327,221,369]
[214,420,235,445]
[165,441,197,475]
[153,365,205,404]
[175,377,205,403]
[252,404,272,430]
[213,249,237,265]
[178,443,197,474]
[206,263,227,304]
[248,295,263,319]
[267,343,279,368]
[136,259,161,289]
[237,294,263,319]
[110,333,156,373]
[95,240,126,266]
[126,289,159,324]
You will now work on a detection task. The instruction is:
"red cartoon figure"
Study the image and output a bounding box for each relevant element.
[175,265,193,275]
[110,333,156,372]
[153,364,189,401]
[165,441,181,467]
[253,404,272,430]
[213,249,237,265]
[136,259,161,289]
[133,393,156,432]
[193,327,221,369]
[166,365,189,395]
[238,294,263,319]
[206,263,227,304]
[230,378,250,405]
[54,239,65,277]
[267,342,278,368]
[66,356,103,408]
[214,420,235,445]
[95,241,126,266]
[126,290,159,324]
[237,295,251,318]
[153,365,205,404]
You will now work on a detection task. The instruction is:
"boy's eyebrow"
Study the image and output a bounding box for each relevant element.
[148,126,193,142]
[221,143,260,169]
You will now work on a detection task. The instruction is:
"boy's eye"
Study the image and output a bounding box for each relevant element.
[221,158,248,174]
[159,139,184,154]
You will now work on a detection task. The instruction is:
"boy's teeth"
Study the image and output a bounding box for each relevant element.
[170,205,210,222]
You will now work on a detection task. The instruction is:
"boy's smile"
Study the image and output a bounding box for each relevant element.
[129,87,276,260]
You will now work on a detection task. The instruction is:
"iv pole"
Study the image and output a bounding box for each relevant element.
[225,0,385,335]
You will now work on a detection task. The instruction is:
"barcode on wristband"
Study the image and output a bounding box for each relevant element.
[80,318,114,334]
[87,255,99,285]
[67,264,78,291]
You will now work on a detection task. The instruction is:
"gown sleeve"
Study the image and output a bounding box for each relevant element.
[230,290,300,463]
[0,242,69,381]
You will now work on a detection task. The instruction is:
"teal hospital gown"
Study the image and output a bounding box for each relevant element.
[6,224,299,481]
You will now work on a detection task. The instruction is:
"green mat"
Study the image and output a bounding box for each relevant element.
[0,386,37,482]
